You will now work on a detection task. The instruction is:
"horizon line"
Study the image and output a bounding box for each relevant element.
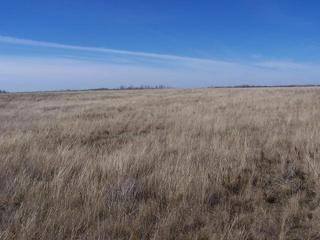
[1,84,320,94]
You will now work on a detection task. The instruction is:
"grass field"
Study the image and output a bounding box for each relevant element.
[0,88,320,239]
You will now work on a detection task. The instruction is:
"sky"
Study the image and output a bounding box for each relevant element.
[1,0,320,91]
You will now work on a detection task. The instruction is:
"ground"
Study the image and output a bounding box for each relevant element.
[0,88,320,239]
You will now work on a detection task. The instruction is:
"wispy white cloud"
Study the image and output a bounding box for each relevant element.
[0,35,216,63]
[0,36,320,92]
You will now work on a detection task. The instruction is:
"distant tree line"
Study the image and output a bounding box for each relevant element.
[0,90,7,93]
[119,85,169,90]
[61,85,171,92]
[208,84,320,89]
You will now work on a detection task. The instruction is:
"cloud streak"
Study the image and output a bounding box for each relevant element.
[0,35,216,64]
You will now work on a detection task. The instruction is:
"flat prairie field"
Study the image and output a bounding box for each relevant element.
[0,88,320,240]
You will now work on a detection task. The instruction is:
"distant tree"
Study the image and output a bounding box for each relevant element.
[0,90,7,93]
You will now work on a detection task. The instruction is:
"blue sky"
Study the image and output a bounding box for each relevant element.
[1,0,320,91]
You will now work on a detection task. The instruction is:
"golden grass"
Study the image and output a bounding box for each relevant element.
[0,88,320,239]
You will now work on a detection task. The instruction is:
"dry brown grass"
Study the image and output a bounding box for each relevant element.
[0,88,320,240]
